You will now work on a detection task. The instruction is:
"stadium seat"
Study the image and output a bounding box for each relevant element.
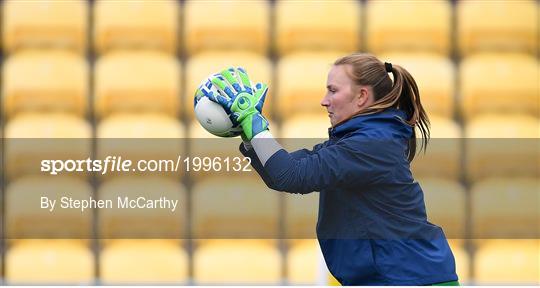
[100,240,188,284]
[275,0,360,55]
[6,176,92,239]
[281,114,328,156]
[184,0,269,55]
[474,239,539,284]
[185,51,272,119]
[277,52,344,119]
[3,0,88,53]
[95,51,180,118]
[287,239,321,284]
[412,116,461,180]
[380,52,455,118]
[418,178,465,239]
[98,177,186,239]
[281,114,330,139]
[465,114,539,181]
[3,50,88,118]
[5,113,91,138]
[366,0,451,55]
[194,239,281,284]
[94,0,178,54]
[6,240,93,284]
[460,53,538,119]
[457,0,538,56]
[191,177,279,238]
[96,113,184,178]
[471,178,539,239]
[4,113,92,179]
[284,192,319,239]
[447,240,469,283]
[97,113,184,138]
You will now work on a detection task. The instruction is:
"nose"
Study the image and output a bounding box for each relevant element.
[320,94,330,107]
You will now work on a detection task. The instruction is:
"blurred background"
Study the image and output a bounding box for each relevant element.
[0,0,539,285]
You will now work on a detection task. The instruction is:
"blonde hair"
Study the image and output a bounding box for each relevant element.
[334,53,430,161]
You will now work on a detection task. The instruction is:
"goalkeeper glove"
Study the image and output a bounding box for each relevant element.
[210,67,269,140]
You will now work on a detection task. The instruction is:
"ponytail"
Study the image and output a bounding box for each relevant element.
[334,53,430,161]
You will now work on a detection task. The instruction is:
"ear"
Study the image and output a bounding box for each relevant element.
[355,86,370,109]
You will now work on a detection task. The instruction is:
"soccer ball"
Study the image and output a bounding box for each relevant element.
[193,75,243,137]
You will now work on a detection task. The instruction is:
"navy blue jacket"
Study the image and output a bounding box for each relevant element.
[240,108,458,285]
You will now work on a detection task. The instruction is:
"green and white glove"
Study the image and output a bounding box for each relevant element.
[210,67,269,141]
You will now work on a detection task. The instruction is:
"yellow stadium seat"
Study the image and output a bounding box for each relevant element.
[4,113,92,179]
[100,240,188,284]
[184,1,269,55]
[6,240,93,284]
[281,114,330,139]
[277,52,344,118]
[3,0,87,53]
[3,50,88,118]
[465,114,539,181]
[97,113,184,138]
[281,114,328,161]
[98,177,186,239]
[474,239,539,284]
[471,178,539,239]
[194,239,281,284]
[275,0,360,55]
[95,51,180,118]
[6,176,92,239]
[460,53,538,119]
[418,178,465,239]
[192,177,279,238]
[412,116,461,180]
[465,114,540,138]
[447,240,469,283]
[457,0,538,56]
[94,0,178,54]
[287,239,321,284]
[284,192,319,239]
[185,51,272,119]
[96,113,184,178]
[366,1,451,55]
[5,112,91,138]
[380,52,455,118]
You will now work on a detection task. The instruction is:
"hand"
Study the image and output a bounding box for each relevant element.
[210,67,269,140]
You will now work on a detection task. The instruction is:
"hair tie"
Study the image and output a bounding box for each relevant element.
[384,62,393,73]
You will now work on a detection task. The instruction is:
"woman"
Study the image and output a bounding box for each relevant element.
[206,53,459,285]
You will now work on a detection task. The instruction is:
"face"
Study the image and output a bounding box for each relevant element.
[321,65,373,127]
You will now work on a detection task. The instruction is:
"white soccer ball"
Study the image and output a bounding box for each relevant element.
[193,76,242,137]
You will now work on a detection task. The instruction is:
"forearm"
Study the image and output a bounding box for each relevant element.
[251,130,282,165]
[239,142,277,190]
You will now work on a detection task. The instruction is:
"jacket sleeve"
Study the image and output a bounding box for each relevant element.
[240,141,327,191]
[289,142,326,160]
[261,136,398,194]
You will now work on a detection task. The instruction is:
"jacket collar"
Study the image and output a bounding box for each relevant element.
[328,108,410,139]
